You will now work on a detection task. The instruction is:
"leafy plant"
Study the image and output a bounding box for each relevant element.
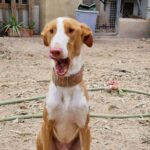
[2,15,23,36]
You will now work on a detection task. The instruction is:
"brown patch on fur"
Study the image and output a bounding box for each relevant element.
[79,81,91,150]
[80,23,93,47]
[79,125,91,150]
[63,19,83,60]
[36,108,55,150]
[41,19,57,46]
[80,112,91,150]
[63,19,93,60]
[63,19,93,76]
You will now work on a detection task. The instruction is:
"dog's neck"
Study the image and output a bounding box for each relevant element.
[52,53,83,87]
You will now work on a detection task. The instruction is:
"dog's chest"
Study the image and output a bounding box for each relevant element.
[46,82,89,143]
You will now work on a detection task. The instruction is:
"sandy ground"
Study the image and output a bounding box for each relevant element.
[0,37,150,150]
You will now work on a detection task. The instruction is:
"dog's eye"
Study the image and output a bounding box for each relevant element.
[50,29,54,34]
[68,28,74,34]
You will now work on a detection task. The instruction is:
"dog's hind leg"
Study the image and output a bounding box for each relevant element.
[36,134,43,150]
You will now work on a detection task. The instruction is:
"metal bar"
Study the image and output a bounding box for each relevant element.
[115,0,121,35]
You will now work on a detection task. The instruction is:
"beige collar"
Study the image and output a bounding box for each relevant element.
[52,67,83,87]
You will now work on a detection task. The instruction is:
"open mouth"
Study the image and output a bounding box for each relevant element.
[51,57,70,76]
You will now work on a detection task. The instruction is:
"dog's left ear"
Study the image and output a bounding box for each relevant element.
[41,25,50,47]
[80,23,93,47]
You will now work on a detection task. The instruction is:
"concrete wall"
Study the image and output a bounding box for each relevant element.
[40,0,82,30]
[118,18,150,38]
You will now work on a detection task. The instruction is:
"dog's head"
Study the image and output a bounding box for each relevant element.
[41,17,93,76]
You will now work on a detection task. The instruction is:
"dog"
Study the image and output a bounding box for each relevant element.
[36,17,93,150]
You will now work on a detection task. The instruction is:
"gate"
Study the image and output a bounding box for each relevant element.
[0,0,34,26]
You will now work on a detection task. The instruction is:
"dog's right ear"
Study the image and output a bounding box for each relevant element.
[41,25,50,47]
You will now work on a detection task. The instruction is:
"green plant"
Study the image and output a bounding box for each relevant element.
[2,15,23,36]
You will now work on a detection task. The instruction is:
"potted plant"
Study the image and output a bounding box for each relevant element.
[2,15,23,37]
[2,15,35,37]
[21,21,35,37]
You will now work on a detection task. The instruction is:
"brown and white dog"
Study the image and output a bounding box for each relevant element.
[36,17,93,150]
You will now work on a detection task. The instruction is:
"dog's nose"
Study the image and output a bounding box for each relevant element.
[50,43,62,57]
[50,50,61,57]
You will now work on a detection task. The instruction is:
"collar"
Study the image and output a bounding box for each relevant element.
[52,66,83,87]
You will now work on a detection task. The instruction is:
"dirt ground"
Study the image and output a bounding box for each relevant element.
[0,37,150,150]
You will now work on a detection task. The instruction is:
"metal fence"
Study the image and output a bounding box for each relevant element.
[96,0,120,34]
[96,0,117,33]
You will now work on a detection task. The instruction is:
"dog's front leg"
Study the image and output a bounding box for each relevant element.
[79,126,91,150]
[79,115,91,150]
[36,120,54,150]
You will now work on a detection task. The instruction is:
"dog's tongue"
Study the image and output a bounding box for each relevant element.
[55,59,69,76]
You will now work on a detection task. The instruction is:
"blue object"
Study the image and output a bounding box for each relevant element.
[75,9,99,33]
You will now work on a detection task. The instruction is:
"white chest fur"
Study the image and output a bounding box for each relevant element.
[46,82,89,143]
